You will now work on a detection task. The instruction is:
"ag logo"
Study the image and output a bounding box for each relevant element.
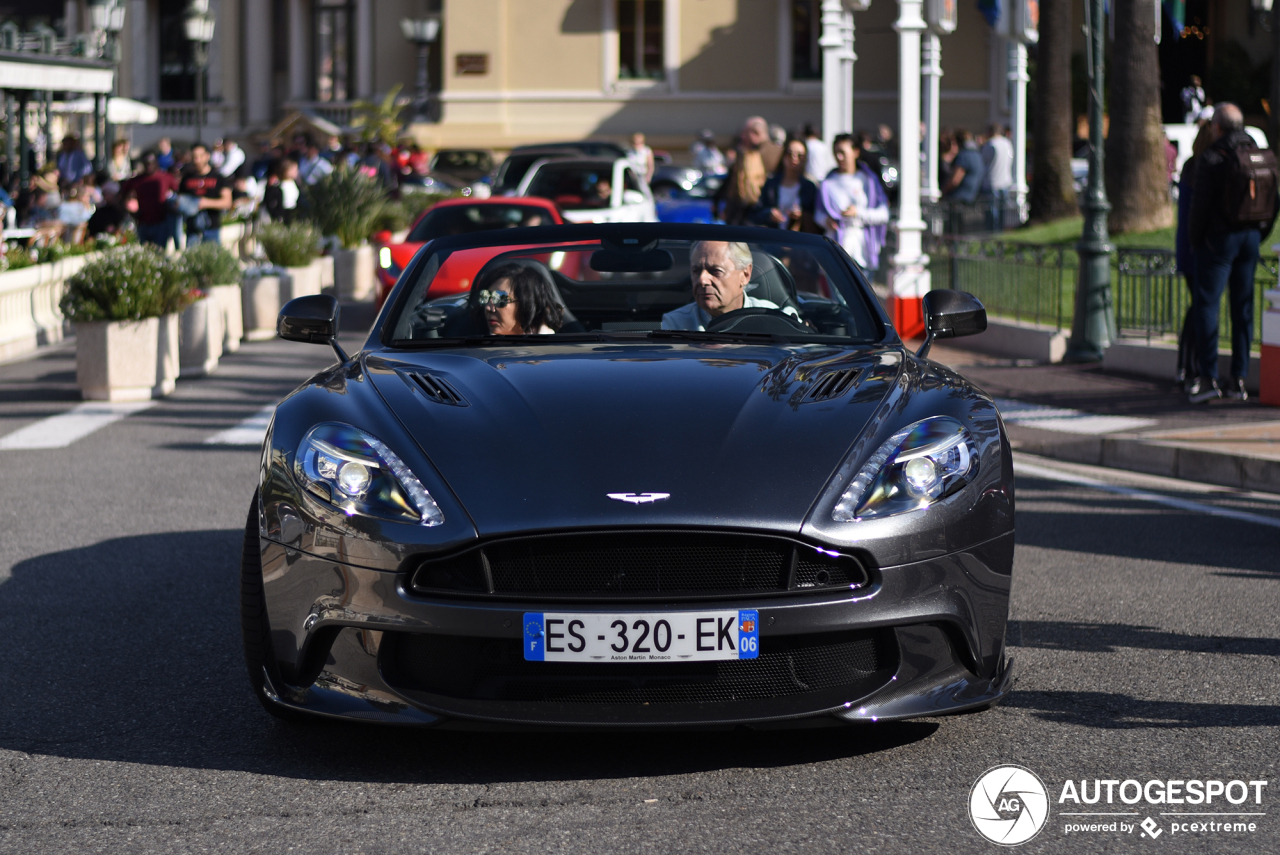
[969,765,1050,846]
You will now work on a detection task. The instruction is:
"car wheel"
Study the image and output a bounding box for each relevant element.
[239,492,309,723]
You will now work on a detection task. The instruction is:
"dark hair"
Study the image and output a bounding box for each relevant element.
[832,133,855,151]
[473,263,564,334]
[776,134,808,176]
[191,141,210,154]
[953,128,972,145]
[271,157,298,178]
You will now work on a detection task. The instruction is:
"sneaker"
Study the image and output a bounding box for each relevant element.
[1225,377,1249,401]
[1187,377,1221,404]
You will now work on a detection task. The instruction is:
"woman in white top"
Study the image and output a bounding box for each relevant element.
[626,132,655,184]
[818,134,890,269]
[475,263,564,336]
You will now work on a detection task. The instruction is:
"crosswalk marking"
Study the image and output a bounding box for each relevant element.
[203,405,276,446]
[0,401,156,450]
[995,398,1156,436]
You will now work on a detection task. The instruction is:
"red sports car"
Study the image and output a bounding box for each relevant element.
[374,197,567,307]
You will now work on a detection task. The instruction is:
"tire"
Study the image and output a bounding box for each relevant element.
[239,492,309,723]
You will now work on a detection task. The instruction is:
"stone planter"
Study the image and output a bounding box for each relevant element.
[179,295,224,377]
[242,272,285,341]
[155,312,180,397]
[317,255,335,293]
[209,283,243,353]
[334,245,375,302]
[75,317,161,402]
[283,259,323,301]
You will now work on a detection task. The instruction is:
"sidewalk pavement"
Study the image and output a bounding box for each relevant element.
[927,340,1280,493]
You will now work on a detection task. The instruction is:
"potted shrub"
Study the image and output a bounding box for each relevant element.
[259,221,322,301]
[182,240,245,354]
[173,244,232,377]
[60,246,194,401]
[305,167,386,301]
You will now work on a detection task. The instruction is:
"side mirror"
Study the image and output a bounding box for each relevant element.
[278,294,349,363]
[621,189,646,206]
[916,289,986,359]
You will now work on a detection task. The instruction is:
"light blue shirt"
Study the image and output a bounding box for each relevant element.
[661,294,798,330]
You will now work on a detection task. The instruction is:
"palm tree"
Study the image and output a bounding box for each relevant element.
[1029,0,1078,223]
[1104,0,1173,233]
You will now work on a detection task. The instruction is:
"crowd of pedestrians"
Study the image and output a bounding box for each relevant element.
[4,131,446,254]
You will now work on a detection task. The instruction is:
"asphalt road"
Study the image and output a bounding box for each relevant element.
[0,337,1276,854]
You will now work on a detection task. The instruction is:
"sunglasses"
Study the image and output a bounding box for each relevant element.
[478,289,517,308]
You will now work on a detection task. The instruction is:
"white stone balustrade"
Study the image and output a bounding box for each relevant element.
[0,254,96,363]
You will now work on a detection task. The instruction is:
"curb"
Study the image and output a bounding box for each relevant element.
[1012,431,1280,493]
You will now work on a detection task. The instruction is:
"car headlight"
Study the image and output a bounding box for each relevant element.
[295,423,444,526]
[832,417,978,521]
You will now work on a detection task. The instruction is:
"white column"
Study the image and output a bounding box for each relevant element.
[355,0,373,99]
[243,0,273,125]
[1007,39,1029,223]
[841,10,855,133]
[601,0,617,95]
[889,0,930,331]
[129,0,148,102]
[288,0,308,102]
[664,0,680,92]
[63,1,79,36]
[921,32,942,203]
[820,0,846,145]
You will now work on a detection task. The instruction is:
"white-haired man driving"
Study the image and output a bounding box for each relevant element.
[661,240,798,330]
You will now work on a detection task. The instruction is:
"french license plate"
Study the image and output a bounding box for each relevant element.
[523,610,759,662]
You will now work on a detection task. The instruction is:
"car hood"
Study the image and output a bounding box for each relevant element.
[365,342,903,536]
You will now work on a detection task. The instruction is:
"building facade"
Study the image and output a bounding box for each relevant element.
[12,0,1272,155]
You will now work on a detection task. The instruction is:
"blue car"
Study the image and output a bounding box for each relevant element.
[656,173,725,224]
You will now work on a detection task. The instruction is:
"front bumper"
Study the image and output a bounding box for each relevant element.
[257,531,1014,727]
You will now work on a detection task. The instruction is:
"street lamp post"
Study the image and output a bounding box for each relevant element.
[184,0,216,144]
[88,0,126,168]
[400,17,440,122]
[1066,0,1116,361]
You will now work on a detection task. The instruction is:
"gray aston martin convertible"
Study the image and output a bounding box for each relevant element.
[244,222,1013,728]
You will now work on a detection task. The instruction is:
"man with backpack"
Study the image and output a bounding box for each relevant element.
[1187,103,1279,403]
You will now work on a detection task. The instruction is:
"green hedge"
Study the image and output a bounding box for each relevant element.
[60,245,195,322]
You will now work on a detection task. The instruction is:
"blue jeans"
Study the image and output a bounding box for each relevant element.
[184,226,221,247]
[984,189,1009,232]
[1192,228,1260,382]
[136,220,170,248]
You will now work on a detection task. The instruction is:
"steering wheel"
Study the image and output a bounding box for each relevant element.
[704,307,812,335]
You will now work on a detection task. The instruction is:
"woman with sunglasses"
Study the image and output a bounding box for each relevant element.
[474,263,565,335]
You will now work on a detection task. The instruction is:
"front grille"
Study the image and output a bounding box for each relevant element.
[382,628,897,707]
[409,530,871,601]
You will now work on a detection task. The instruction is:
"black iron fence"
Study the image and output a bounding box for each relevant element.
[925,235,1277,349]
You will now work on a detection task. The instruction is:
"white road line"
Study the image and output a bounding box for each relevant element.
[0,401,156,450]
[204,405,275,446]
[995,398,1156,435]
[1015,459,1280,530]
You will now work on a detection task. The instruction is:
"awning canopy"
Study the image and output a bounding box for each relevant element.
[57,96,159,124]
[0,51,114,94]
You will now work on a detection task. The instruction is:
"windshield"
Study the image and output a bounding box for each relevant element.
[525,164,616,210]
[432,150,492,173]
[385,236,881,346]
[494,154,562,193]
[407,204,555,242]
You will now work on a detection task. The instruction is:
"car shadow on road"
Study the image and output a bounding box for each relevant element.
[0,530,937,784]
[1003,691,1280,728]
[1013,475,1279,576]
[1011,620,1280,657]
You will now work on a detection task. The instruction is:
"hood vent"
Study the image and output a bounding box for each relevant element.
[407,372,468,407]
[804,367,860,402]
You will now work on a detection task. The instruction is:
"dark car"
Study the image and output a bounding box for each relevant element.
[494,142,629,195]
[246,223,1012,729]
[428,149,495,185]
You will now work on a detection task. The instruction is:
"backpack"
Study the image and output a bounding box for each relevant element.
[1221,142,1279,229]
